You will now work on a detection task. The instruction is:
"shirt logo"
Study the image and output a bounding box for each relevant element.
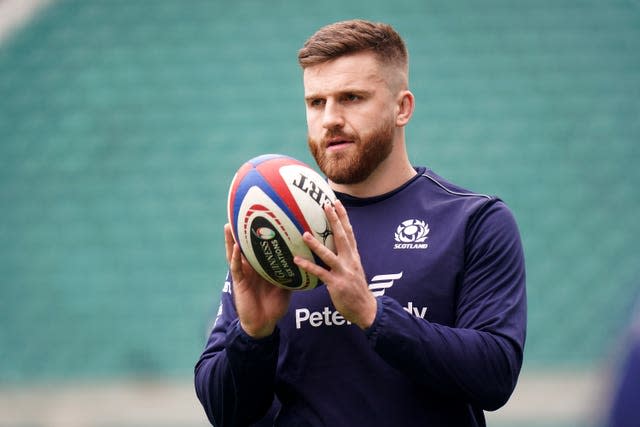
[293,271,430,329]
[394,219,429,249]
[368,272,404,296]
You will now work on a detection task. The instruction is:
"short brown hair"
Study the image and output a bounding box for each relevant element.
[298,19,408,70]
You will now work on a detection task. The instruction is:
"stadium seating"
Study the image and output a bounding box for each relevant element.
[1,0,638,384]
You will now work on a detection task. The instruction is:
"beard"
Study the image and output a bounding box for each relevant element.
[308,120,395,185]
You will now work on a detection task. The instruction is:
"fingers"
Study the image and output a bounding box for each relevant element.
[324,199,356,255]
[224,223,244,282]
[224,223,235,264]
[294,199,355,277]
[332,199,348,224]
[230,242,245,282]
[333,200,357,250]
[303,230,336,262]
[294,251,329,283]
[295,232,335,283]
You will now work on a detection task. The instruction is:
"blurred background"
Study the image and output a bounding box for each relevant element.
[0,0,638,426]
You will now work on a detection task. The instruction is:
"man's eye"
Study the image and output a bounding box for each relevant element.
[345,94,360,102]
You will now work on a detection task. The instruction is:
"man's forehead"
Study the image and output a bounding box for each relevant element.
[303,53,386,95]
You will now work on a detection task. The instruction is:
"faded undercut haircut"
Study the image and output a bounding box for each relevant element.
[297,19,408,72]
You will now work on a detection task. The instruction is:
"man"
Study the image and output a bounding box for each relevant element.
[195,19,526,426]
[606,298,640,427]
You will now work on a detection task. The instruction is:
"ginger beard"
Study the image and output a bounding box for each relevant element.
[308,119,395,185]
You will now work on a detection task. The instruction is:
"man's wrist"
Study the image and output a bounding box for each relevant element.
[240,320,278,339]
[355,296,378,330]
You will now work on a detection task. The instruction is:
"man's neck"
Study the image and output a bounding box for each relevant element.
[329,155,416,198]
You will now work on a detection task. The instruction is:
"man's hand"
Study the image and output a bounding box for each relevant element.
[294,200,377,330]
[225,224,292,338]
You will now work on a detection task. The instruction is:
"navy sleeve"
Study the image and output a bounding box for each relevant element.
[194,277,279,426]
[606,301,640,427]
[366,200,527,411]
[607,335,640,427]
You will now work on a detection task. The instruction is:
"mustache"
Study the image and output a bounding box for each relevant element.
[322,130,357,143]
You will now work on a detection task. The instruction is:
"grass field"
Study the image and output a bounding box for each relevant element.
[0,369,612,427]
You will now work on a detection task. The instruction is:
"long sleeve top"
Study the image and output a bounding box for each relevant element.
[195,167,527,427]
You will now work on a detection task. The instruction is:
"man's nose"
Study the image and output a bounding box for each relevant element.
[322,99,345,129]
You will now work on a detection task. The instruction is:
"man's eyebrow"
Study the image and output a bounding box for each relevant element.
[304,88,371,101]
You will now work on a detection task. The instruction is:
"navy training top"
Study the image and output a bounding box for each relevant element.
[195,167,527,427]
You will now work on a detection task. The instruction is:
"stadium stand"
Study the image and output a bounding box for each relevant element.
[0,0,638,425]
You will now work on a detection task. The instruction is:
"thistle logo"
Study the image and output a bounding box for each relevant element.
[394,219,429,249]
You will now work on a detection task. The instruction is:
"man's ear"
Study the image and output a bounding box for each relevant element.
[396,90,415,127]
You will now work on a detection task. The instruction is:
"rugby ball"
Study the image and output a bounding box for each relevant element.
[227,154,337,291]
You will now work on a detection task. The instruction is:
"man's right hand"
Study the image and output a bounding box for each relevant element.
[224,224,292,338]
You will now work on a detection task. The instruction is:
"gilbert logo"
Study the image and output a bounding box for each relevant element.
[394,219,429,249]
[290,173,334,207]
